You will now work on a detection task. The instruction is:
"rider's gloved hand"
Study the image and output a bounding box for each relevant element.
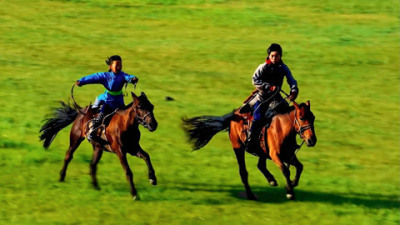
[263,84,276,92]
[288,87,298,101]
[131,77,139,84]
[76,81,82,87]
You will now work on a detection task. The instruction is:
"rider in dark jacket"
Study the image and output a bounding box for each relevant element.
[247,43,299,152]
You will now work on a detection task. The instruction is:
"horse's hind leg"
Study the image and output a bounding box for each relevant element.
[257,156,277,186]
[90,145,103,189]
[136,147,157,185]
[234,148,257,200]
[59,135,84,182]
[288,155,303,187]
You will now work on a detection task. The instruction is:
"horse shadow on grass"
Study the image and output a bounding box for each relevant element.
[159,182,399,209]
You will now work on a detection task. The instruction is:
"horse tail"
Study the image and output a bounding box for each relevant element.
[39,101,78,149]
[182,112,235,150]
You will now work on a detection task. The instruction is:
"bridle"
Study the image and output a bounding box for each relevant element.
[286,107,313,167]
[287,108,313,139]
[132,104,152,127]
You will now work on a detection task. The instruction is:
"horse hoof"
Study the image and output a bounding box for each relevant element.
[132,195,140,201]
[286,193,296,200]
[149,179,157,185]
[238,192,257,200]
[269,180,278,186]
[248,195,258,201]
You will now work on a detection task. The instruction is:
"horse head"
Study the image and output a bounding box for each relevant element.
[292,101,317,147]
[131,92,158,132]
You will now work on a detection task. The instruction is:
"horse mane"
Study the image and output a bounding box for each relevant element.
[122,102,133,110]
[285,102,308,114]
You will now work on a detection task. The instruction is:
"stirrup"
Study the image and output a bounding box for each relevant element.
[88,133,109,145]
[87,126,108,145]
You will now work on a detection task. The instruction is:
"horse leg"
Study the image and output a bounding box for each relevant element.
[234,148,257,200]
[116,152,138,200]
[270,152,295,200]
[289,155,303,187]
[136,147,157,185]
[90,145,103,190]
[59,135,84,182]
[257,156,278,186]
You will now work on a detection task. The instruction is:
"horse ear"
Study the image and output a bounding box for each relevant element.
[140,92,147,98]
[131,92,138,99]
[306,100,311,107]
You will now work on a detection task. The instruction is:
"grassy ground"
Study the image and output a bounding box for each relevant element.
[0,0,399,224]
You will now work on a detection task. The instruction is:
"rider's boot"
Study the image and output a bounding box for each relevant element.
[87,112,108,145]
[246,119,265,155]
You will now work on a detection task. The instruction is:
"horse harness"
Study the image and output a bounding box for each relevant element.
[286,109,313,139]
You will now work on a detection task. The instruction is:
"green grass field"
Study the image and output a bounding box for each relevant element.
[0,0,399,224]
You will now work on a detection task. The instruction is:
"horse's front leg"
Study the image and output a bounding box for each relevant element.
[116,151,138,200]
[234,148,257,200]
[136,146,157,185]
[257,156,277,186]
[288,155,303,187]
[270,152,295,200]
[90,145,103,190]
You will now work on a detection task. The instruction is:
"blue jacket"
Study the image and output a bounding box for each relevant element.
[78,71,136,109]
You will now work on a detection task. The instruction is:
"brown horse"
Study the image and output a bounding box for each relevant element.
[182,100,316,200]
[39,92,158,200]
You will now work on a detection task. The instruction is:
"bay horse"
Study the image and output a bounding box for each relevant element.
[39,92,158,200]
[182,100,316,200]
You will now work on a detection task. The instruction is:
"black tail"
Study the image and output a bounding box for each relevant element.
[182,112,235,150]
[39,101,78,149]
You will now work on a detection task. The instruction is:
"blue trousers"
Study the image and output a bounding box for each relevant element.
[93,92,125,113]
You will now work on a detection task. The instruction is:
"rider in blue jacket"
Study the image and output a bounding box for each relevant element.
[76,55,138,143]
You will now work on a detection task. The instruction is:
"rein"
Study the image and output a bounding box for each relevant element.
[253,88,281,112]
[70,84,87,115]
[123,78,136,96]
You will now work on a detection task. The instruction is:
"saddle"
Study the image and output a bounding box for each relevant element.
[238,90,291,156]
[86,106,117,150]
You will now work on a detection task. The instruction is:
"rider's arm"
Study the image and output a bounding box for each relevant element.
[282,64,297,91]
[252,64,272,91]
[77,72,107,86]
[124,74,138,84]
[282,65,299,100]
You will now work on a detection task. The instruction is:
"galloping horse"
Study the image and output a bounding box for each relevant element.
[39,92,158,200]
[182,100,316,200]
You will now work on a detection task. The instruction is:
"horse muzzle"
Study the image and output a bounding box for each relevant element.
[306,136,317,147]
[147,121,158,132]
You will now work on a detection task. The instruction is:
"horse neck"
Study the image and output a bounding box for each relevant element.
[286,108,298,135]
[118,105,138,129]
[273,108,297,137]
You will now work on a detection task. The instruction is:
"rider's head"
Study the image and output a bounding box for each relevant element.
[267,43,282,64]
[106,55,122,73]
